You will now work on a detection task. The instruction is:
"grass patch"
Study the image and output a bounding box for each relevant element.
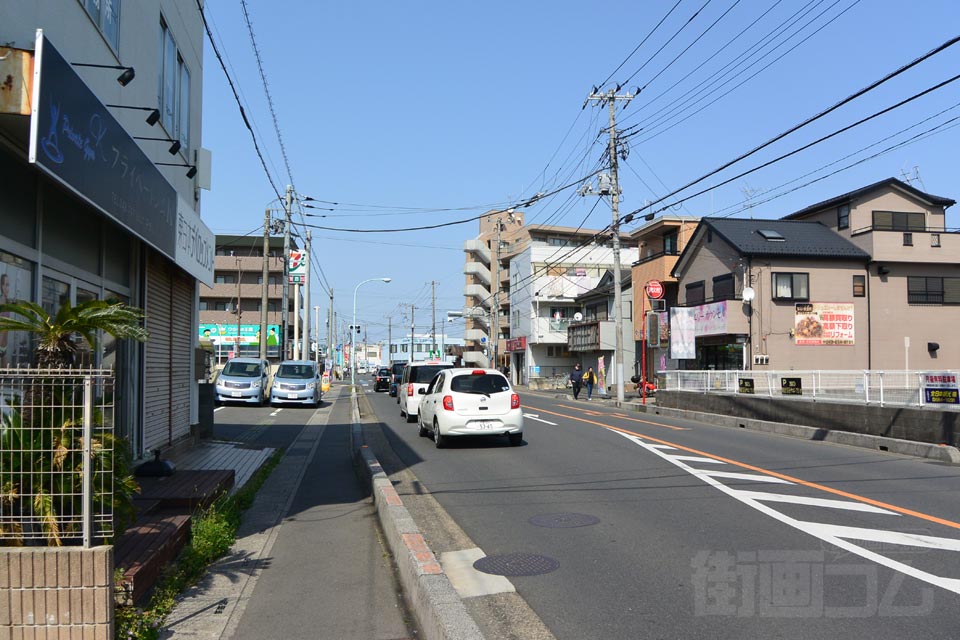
[115,448,284,639]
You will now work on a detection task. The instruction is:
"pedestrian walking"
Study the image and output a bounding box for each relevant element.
[584,366,597,400]
[569,363,584,399]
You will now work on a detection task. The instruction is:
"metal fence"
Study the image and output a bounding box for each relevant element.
[0,368,116,546]
[659,369,960,408]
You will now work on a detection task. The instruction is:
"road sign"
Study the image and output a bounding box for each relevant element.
[646,280,664,299]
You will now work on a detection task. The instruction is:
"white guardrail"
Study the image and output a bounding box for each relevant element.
[659,370,960,408]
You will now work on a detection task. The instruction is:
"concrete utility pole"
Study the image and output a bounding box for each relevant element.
[260,209,270,360]
[387,315,392,364]
[431,280,437,357]
[281,185,293,359]
[589,88,634,403]
[302,230,311,361]
[314,305,320,366]
[408,304,415,364]
[328,288,334,372]
[235,257,242,357]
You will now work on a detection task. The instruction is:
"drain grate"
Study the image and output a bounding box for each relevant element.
[473,553,559,577]
[529,512,600,528]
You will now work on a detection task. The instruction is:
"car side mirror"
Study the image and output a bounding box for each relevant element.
[418,388,426,395]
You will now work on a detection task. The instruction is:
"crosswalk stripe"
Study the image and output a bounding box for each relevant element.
[695,470,793,484]
[731,490,900,515]
[667,455,725,464]
[804,522,960,552]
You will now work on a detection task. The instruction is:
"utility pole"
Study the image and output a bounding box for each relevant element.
[314,305,320,366]
[302,230,311,361]
[588,88,634,403]
[328,288,334,373]
[281,185,293,359]
[431,280,437,358]
[235,256,242,358]
[293,285,300,360]
[409,304,415,364]
[387,315,392,364]
[260,209,270,360]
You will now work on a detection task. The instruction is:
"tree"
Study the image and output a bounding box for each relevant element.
[0,300,148,368]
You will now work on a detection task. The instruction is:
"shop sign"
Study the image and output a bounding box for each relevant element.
[693,301,728,336]
[670,306,696,360]
[28,32,177,259]
[505,337,527,351]
[738,378,755,394]
[781,377,803,395]
[923,371,959,404]
[199,323,280,346]
[794,303,854,346]
[176,197,214,286]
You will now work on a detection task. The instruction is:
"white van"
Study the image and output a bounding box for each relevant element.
[399,361,455,422]
[215,357,271,405]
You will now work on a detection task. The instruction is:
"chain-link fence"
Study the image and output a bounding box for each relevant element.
[0,368,119,546]
[659,369,960,408]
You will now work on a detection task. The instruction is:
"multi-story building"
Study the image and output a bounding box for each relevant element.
[0,2,214,458]
[385,332,464,365]
[669,178,958,371]
[568,270,635,393]
[199,235,301,364]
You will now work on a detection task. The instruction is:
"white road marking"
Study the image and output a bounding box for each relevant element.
[647,444,677,450]
[730,490,900,515]
[614,430,960,595]
[270,408,283,417]
[804,523,960,552]
[695,470,793,484]
[666,455,725,464]
[440,548,515,598]
[214,407,224,413]
[526,416,557,426]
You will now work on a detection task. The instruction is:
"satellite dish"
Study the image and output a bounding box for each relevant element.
[574,312,583,321]
[742,287,756,302]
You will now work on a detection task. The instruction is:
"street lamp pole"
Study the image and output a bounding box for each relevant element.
[352,277,392,387]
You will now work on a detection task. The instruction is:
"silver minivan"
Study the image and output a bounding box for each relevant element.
[270,360,321,407]
[215,358,271,405]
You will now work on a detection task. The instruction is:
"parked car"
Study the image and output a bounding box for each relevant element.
[399,361,455,422]
[270,360,321,407]
[215,358,271,405]
[373,367,391,392]
[389,362,406,397]
[417,368,523,448]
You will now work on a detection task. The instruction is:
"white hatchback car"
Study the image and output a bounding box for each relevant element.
[417,368,523,448]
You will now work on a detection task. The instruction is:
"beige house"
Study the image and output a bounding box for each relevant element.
[670,178,957,371]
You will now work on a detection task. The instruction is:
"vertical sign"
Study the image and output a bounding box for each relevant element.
[288,251,306,284]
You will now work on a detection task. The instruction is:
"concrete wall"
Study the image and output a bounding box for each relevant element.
[657,391,959,448]
[0,546,113,638]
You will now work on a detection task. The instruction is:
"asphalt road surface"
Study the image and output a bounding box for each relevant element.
[365,385,960,640]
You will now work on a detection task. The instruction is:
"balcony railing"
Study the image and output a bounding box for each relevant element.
[851,224,960,235]
[633,248,680,266]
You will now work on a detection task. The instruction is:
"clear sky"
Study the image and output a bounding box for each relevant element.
[199,0,960,346]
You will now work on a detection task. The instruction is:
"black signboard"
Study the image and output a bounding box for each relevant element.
[738,378,755,394]
[781,377,803,395]
[29,33,177,258]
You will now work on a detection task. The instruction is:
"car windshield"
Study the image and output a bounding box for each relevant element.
[411,365,451,383]
[377,369,390,376]
[222,362,262,377]
[277,364,316,379]
[450,373,510,394]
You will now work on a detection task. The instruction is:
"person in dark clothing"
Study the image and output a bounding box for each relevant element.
[569,363,584,399]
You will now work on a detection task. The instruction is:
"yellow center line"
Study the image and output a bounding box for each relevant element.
[552,403,688,430]
[534,406,960,532]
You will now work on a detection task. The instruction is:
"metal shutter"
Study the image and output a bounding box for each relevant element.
[143,251,172,452]
[169,271,193,442]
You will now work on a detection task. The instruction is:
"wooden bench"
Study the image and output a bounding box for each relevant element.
[114,510,192,603]
[137,469,235,510]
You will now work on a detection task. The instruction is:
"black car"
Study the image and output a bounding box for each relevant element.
[374,367,391,392]
[388,362,406,397]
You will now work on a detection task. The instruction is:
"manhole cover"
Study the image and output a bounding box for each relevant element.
[473,553,559,576]
[529,512,600,528]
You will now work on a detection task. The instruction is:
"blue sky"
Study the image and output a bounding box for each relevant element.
[199,0,960,345]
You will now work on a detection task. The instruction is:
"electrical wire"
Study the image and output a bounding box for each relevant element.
[595,0,686,90]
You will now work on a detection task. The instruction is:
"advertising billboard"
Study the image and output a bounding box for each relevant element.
[794,303,854,346]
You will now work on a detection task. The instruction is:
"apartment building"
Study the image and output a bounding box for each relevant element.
[199,235,301,363]
[0,1,214,457]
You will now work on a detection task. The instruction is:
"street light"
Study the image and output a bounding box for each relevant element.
[352,277,391,387]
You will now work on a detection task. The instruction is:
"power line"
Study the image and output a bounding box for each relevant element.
[595,0,686,90]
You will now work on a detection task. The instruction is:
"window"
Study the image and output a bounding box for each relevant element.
[903,233,913,247]
[872,211,924,232]
[712,274,735,301]
[257,275,280,285]
[931,234,941,248]
[853,275,865,297]
[545,345,571,358]
[663,230,679,255]
[772,273,809,301]
[256,302,279,312]
[214,274,236,284]
[837,204,849,230]
[685,281,705,305]
[908,277,960,305]
[212,301,231,311]
[158,18,191,155]
[199,300,209,311]
[80,0,120,51]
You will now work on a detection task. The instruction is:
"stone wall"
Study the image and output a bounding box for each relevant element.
[0,546,113,639]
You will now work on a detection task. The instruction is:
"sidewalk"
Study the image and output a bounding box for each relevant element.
[160,385,415,639]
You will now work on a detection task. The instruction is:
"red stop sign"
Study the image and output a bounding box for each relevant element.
[646,280,664,299]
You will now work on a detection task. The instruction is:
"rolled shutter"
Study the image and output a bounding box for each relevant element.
[143,251,172,452]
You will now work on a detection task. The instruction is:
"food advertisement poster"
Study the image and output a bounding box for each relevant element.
[794,303,854,346]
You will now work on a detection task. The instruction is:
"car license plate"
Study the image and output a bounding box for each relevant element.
[471,420,494,429]
[287,393,298,399]
[231,392,242,398]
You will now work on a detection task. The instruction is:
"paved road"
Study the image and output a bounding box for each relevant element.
[365,387,960,639]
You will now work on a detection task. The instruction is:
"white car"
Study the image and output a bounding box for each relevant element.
[399,361,455,422]
[417,368,523,448]
[270,360,321,407]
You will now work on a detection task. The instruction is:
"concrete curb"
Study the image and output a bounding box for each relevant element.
[349,391,485,640]
[520,387,960,464]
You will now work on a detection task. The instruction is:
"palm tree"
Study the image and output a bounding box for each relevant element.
[0,299,148,368]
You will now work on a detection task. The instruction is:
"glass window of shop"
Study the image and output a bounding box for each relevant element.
[0,253,34,367]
